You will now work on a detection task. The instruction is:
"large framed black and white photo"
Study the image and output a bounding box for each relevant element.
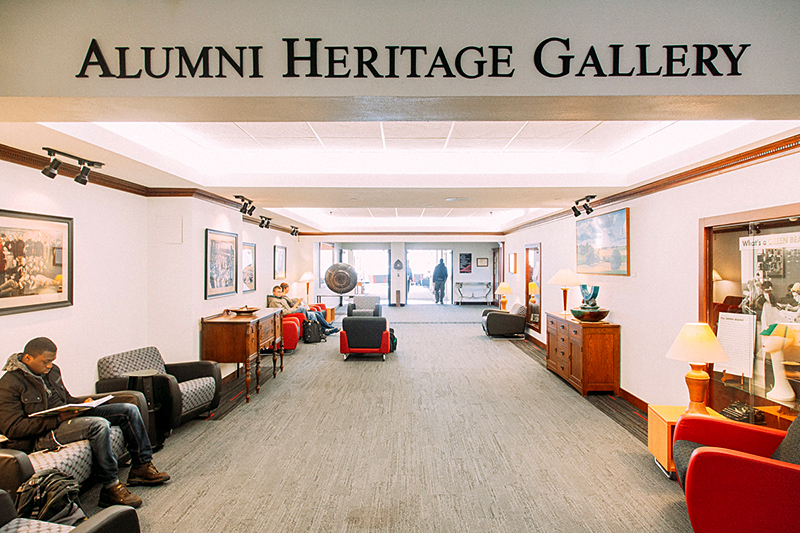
[0,209,73,316]
[205,229,238,299]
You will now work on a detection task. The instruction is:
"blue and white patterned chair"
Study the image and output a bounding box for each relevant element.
[0,489,139,533]
[95,347,221,438]
[0,392,146,494]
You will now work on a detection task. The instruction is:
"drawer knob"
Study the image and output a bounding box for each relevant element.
[560,350,565,356]
[560,365,564,371]
[572,329,578,335]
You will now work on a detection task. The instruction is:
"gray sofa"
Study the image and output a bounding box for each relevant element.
[481,304,527,338]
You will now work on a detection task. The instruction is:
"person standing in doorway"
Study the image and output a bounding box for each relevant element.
[432,258,448,304]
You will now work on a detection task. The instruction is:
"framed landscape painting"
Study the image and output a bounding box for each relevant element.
[205,229,238,299]
[242,242,256,292]
[0,209,73,316]
[576,207,630,276]
[274,245,287,280]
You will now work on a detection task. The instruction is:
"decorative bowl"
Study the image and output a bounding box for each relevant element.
[570,308,609,322]
[229,306,259,315]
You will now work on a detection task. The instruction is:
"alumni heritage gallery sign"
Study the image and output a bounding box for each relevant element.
[76,38,751,81]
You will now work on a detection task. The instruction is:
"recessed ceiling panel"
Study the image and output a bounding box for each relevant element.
[516,121,599,139]
[339,208,373,217]
[382,121,452,138]
[396,208,424,217]
[254,137,324,150]
[322,138,384,150]
[165,122,248,138]
[238,122,316,138]
[422,208,453,217]
[369,208,398,218]
[310,122,382,138]
[385,138,445,151]
[446,138,509,151]
[504,137,577,152]
[450,121,526,139]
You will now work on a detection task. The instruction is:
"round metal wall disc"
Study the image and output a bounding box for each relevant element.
[325,263,358,294]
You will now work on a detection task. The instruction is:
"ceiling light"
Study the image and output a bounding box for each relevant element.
[290,226,299,236]
[234,195,253,215]
[259,216,271,229]
[42,157,62,178]
[572,206,581,217]
[74,165,90,185]
[583,204,594,215]
[247,204,256,216]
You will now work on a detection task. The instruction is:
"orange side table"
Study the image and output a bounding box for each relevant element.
[647,404,724,479]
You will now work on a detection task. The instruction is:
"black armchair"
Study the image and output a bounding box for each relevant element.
[96,347,222,442]
[481,304,527,338]
[0,489,140,533]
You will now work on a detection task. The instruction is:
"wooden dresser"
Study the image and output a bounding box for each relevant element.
[546,312,620,396]
[200,308,283,402]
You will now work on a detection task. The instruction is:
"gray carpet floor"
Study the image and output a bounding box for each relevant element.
[84,305,692,532]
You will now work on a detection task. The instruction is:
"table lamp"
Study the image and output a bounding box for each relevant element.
[299,271,316,304]
[547,269,580,314]
[496,282,513,311]
[665,323,729,415]
[528,281,539,305]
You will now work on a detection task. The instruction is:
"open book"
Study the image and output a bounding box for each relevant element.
[29,395,114,417]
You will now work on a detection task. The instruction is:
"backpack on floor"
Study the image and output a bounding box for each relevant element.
[15,468,86,526]
[389,328,397,352]
[303,320,325,343]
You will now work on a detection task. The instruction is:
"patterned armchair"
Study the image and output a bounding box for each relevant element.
[0,392,144,494]
[0,488,140,533]
[481,303,527,337]
[347,295,381,317]
[95,347,222,438]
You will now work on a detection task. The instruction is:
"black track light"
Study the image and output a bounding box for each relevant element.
[583,204,593,215]
[572,205,581,217]
[234,195,254,215]
[259,216,271,229]
[247,204,256,216]
[74,166,90,185]
[42,158,62,179]
[290,226,299,237]
[572,194,596,217]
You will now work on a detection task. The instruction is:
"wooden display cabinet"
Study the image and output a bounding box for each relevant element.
[546,312,620,396]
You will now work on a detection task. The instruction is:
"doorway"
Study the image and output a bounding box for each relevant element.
[342,248,390,304]
[406,249,453,305]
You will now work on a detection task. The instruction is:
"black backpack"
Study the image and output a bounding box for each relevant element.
[303,320,325,343]
[389,328,397,352]
[15,469,86,526]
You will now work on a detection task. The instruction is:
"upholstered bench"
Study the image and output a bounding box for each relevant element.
[0,392,146,494]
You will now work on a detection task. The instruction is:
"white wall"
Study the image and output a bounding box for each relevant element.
[0,160,148,394]
[0,160,306,393]
[505,152,800,406]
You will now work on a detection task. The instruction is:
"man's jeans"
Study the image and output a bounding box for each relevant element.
[434,280,445,303]
[296,307,334,329]
[37,403,153,485]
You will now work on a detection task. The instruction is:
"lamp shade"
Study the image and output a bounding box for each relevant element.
[496,282,513,296]
[299,271,316,282]
[712,270,723,282]
[665,323,729,364]
[547,269,580,287]
[528,282,539,294]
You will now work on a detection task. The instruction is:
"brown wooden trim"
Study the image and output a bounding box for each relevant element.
[302,231,505,237]
[619,388,648,414]
[699,202,800,230]
[523,333,546,350]
[505,134,800,235]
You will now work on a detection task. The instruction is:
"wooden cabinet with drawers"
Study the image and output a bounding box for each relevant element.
[546,312,620,396]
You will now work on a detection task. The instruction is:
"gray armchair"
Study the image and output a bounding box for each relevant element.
[0,489,140,533]
[95,347,222,442]
[0,391,145,494]
[481,303,527,338]
[347,295,382,317]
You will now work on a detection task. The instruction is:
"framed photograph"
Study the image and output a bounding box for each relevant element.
[205,229,238,299]
[459,253,472,274]
[508,253,517,274]
[242,242,256,292]
[576,207,630,275]
[274,245,287,280]
[0,209,73,316]
[476,257,489,268]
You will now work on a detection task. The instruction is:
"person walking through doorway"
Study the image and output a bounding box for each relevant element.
[432,258,448,304]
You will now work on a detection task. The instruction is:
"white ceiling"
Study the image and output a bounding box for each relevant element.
[9,119,800,233]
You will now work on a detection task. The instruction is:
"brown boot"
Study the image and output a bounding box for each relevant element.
[127,461,170,486]
[98,482,142,508]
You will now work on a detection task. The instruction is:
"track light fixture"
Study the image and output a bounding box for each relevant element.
[74,166,90,185]
[259,216,271,229]
[290,226,299,237]
[572,195,597,217]
[41,147,103,183]
[234,195,256,216]
[42,157,62,179]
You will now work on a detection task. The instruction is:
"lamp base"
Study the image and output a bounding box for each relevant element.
[561,287,569,314]
[684,363,711,415]
[500,295,507,311]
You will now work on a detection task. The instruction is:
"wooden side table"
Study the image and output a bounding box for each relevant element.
[325,307,335,323]
[647,404,724,479]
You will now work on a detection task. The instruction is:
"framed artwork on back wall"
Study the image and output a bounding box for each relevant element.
[576,208,630,276]
[0,209,73,316]
[242,242,256,292]
[274,245,287,280]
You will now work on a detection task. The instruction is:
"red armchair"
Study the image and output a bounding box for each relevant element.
[673,414,800,533]
[282,315,302,351]
[340,316,391,361]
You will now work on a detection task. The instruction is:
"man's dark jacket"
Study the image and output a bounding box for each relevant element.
[433,262,448,282]
[0,353,78,453]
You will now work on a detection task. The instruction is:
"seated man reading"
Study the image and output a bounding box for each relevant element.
[0,337,170,509]
[267,285,338,335]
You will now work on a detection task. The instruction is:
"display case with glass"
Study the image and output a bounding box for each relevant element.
[702,203,800,429]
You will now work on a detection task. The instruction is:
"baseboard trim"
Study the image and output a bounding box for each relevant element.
[619,388,648,414]
[523,333,546,350]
